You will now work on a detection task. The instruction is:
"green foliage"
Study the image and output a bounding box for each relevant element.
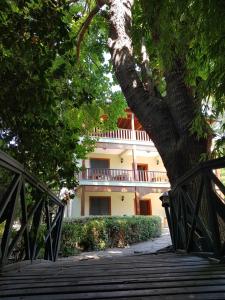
[0,222,5,238]
[2,0,224,188]
[220,169,225,185]
[132,0,225,152]
[0,0,125,188]
[60,216,161,256]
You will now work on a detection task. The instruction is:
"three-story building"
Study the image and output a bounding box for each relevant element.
[66,109,170,226]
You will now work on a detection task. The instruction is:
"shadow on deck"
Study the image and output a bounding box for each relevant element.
[1,252,225,299]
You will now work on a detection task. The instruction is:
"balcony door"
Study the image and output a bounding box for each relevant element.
[137,164,148,181]
[90,158,109,169]
[90,158,110,179]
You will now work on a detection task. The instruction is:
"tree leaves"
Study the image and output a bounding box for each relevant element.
[132,0,225,154]
[0,0,126,188]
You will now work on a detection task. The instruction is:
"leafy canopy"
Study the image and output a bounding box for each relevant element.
[133,0,225,155]
[0,0,125,188]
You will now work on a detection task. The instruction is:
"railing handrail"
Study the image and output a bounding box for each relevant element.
[0,150,64,267]
[164,155,225,259]
[172,156,225,192]
[0,150,63,207]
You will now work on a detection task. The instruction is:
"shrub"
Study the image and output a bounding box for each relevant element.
[60,216,161,256]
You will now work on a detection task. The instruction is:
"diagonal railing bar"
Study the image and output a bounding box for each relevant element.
[179,185,214,249]
[7,196,43,258]
[44,209,62,243]
[30,199,44,260]
[0,174,21,221]
[0,151,62,206]
[0,177,22,266]
[210,171,225,196]
[162,156,225,259]
[186,175,204,252]
[0,150,64,268]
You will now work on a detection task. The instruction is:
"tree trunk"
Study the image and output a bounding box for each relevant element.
[107,0,209,186]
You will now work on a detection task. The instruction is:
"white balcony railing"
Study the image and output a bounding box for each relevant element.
[91,129,151,142]
[80,168,169,183]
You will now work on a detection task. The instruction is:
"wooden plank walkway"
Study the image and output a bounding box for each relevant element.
[1,252,225,299]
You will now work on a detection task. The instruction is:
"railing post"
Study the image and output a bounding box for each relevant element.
[160,191,174,250]
[20,177,31,260]
[204,171,221,256]
[52,205,65,261]
[44,199,53,261]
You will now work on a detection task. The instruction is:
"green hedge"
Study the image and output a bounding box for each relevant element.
[60,216,161,256]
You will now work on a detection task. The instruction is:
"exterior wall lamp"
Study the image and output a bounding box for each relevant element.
[121,195,125,201]
[120,158,124,163]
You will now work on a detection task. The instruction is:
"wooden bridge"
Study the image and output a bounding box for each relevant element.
[1,252,225,299]
[1,150,225,299]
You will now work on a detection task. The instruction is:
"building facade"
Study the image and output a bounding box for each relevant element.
[66,109,170,226]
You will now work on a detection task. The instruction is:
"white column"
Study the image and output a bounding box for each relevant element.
[131,112,136,140]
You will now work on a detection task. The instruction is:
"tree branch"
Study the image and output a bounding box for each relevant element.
[66,0,79,4]
[140,38,157,97]
[76,0,106,59]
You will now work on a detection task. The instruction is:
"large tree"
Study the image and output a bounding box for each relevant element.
[76,0,225,185]
[1,0,224,188]
[108,0,206,184]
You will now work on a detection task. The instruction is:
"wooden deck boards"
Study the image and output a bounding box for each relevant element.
[1,252,225,299]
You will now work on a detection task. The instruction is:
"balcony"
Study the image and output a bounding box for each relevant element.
[91,129,151,142]
[80,168,169,183]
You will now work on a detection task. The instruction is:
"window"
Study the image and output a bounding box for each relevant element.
[89,197,111,215]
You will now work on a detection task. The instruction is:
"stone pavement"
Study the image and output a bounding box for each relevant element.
[61,227,172,262]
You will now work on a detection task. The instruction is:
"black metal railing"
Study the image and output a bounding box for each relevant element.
[161,157,225,259]
[0,150,64,268]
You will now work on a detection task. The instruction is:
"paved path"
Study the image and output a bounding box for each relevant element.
[61,228,172,262]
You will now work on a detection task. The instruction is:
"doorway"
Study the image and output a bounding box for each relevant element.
[137,164,148,181]
[139,200,152,215]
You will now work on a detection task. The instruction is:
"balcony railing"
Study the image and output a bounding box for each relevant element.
[91,129,151,142]
[80,168,169,183]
